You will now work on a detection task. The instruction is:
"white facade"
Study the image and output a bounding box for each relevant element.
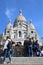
[3,10,42,46]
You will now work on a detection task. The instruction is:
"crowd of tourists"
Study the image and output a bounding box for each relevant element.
[1,36,43,64]
[24,37,43,57]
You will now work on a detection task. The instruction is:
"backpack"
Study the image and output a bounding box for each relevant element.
[7,41,12,49]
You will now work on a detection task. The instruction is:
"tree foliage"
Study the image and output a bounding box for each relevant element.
[0,34,2,42]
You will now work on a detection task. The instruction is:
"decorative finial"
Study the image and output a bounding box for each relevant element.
[19,9,22,15]
[3,32,4,37]
[30,19,32,23]
[8,19,11,24]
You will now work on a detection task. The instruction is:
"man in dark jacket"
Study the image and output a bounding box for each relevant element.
[27,37,33,57]
[32,39,36,56]
[24,37,29,57]
[35,40,41,56]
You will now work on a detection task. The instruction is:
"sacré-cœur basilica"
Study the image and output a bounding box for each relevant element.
[2,10,42,46]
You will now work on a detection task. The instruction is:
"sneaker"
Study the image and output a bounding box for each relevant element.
[9,61,12,64]
[3,61,6,64]
[10,61,12,64]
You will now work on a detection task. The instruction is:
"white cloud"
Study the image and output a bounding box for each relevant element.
[5,8,16,21]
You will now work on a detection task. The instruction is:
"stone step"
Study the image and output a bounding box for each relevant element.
[0,64,43,65]
[0,57,43,65]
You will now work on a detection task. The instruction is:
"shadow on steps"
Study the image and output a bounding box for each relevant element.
[0,57,3,64]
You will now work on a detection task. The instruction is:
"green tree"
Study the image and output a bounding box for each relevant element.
[0,34,2,42]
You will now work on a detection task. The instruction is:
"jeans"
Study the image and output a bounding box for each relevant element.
[3,49,11,62]
[28,45,33,57]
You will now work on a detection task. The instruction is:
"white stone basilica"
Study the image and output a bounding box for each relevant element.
[3,10,42,46]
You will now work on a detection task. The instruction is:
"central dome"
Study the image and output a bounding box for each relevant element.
[15,10,26,22]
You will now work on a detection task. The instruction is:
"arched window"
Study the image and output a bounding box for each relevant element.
[7,31,9,33]
[19,31,21,37]
[31,31,33,33]
[14,35,15,38]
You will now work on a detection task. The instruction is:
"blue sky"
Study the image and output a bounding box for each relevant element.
[0,0,43,39]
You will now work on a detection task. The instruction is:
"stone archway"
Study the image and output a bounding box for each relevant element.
[14,42,24,57]
[17,42,22,46]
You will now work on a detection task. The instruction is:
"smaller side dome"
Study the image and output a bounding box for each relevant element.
[6,21,13,29]
[29,19,35,30]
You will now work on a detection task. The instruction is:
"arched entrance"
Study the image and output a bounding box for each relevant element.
[14,42,24,57]
[19,31,21,37]
[17,42,22,46]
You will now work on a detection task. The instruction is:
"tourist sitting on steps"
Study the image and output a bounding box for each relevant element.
[34,40,41,57]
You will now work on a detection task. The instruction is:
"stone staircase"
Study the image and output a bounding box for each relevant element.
[0,57,43,65]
